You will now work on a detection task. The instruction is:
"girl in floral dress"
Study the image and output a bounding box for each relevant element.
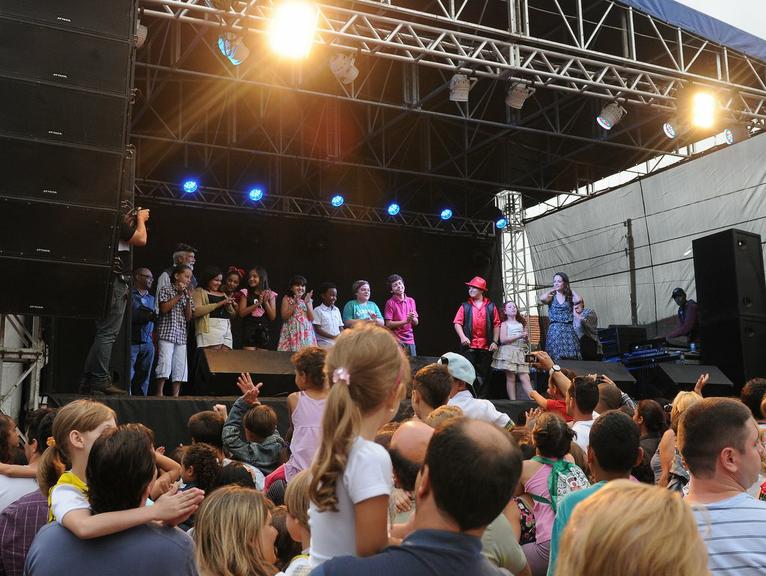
[278,275,317,352]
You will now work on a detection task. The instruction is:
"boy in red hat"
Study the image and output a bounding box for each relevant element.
[452,276,501,397]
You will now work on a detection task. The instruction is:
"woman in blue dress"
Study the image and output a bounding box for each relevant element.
[538,272,582,361]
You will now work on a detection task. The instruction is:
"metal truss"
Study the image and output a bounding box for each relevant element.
[0,316,46,416]
[135,178,497,237]
[140,0,766,121]
[495,190,535,313]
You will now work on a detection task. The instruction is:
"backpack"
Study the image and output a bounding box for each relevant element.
[529,456,590,512]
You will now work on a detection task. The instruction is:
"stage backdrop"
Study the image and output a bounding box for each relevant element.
[525,133,766,333]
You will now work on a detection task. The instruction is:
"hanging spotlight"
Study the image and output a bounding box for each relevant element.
[182,179,199,193]
[448,74,476,103]
[135,21,148,48]
[217,32,249,65]
[329,53,359,85]
[505,82,535,110]
[269,1,318,59]
[330,194,345,207]
[387,202,400,216]
[248,187,264,201]
[440,208,453,221]
[723,123,750,145]
[495,217,509,230]
[596,102,627,130]
[690,91,717,128]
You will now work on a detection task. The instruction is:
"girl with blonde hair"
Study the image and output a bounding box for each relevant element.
[38,399,201,538]
[556,480,709,576]
[194,485,280,576]
[656,381,705,489]
[308,323,409,567]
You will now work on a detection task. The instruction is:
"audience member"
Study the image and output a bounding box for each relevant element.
[129,267,156,396]
[594,381,621,414]
[272,504,303,572]
[25,424,198,576]
[679,397,766,574]
[657,389,703,490]
[555,480,708,576]
[424,405,463,428]
[194,485,280,576]
[308,324,408,567]
[383,274,419,356]
[547,411,642,574]
[566,376,599,452]
[528,353,574,422]
[284,470,312,576]
[215,462,256,490]
[312,417,521,576]
[389,421,434,526]
[439,352,512,428]
[741,377,766,427]
[223,377,287,475]
[312,283,344,347]
[410,364,452,422]
[632,399,667,484]
[180,443,221,495]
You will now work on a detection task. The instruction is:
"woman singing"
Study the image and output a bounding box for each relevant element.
[538,272,581,362]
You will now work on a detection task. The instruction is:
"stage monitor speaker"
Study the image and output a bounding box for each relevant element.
[693,229,766,320]
[0,4,136,318]
[558,360,637,395]
[198,349,298,397]
[599,325,647,357]
[656,364,733,397]
[699,316,766,392]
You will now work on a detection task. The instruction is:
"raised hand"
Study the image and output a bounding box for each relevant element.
[236,372,263,405]
[694,373,709,396]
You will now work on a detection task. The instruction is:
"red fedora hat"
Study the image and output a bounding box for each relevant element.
[465,276,488,291]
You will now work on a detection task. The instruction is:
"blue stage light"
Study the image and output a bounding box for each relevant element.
[495,217,508,229]
[182,179,198,193]
[387,202,400,216]
[248,187,264,202]
[440,208,453,221]
[331,194,345,207]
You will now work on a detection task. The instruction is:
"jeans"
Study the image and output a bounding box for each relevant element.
[83,277,129,383]
[130,341,155,396]
[401,343,417,357]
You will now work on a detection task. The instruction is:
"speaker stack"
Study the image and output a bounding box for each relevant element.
[693,229,766,391]
[0,0,137,318]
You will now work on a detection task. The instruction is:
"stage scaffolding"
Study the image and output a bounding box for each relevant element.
[0,316,46,417]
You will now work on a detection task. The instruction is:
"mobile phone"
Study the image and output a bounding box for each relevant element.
[525,353,536,363]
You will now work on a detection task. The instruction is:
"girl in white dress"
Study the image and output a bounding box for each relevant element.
[492,301,533,400]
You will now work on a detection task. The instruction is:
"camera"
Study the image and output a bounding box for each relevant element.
[524,353,536,363]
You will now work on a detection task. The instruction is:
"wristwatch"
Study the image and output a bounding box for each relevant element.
[549,364,561,375]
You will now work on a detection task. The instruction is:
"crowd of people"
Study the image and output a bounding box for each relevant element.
[1,323,766,575]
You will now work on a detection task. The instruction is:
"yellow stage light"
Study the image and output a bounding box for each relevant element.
[268,1,318,59]
[691,91,717,128]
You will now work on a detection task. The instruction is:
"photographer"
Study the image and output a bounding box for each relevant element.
[81,205,149,395]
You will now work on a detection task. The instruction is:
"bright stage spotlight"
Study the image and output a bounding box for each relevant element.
[329,53,359,85]
[449,74,475,103]
[495,217,508,230]
[330,194,345,207]
[596,102,627,130]
[723,124,750,145]
[387,202,400,216]
[217,33,249,65]
[136,21,148,48]
[691,91,717,128]
[182,179,199,193]
[505,82,535,110]
[440,208,453,221]
[269,1,318,59]
[248,187,264,201]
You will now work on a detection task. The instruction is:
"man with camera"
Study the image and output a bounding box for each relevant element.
[80,205,150,395]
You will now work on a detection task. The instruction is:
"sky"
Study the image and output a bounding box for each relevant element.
[678,0,766,40]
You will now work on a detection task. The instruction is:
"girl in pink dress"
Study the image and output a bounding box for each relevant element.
[278,275,317,352]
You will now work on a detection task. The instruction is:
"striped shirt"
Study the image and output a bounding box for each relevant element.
[693,492,766,575]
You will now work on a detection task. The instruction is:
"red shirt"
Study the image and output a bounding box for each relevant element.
[545,399,572,422]
[453,299,501,350]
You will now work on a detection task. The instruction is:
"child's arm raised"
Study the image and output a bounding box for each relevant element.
[222,374,262,463]
[529,390,548,409]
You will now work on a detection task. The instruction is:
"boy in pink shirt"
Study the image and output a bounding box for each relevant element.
[384,274,419,356]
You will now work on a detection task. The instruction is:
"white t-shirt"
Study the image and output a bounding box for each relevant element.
[308,437,393,567]
[50,482,89,523]
[0,474,37,513]
[312,304,343,347]
[448,390,511,428]
[571,419,595,452]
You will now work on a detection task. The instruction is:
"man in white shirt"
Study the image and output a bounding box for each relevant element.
[680,397,766,575]
[566,376,599,452]
[439,353,512,429]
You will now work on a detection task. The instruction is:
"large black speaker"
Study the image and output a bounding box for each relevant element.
[0,3,137,318]
[693,229,766,320]
[699,316,766,391]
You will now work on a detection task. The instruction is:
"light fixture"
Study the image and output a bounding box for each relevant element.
[505,82,535,110]
[248,187,264,201]
[182,179,199,193]
[691,91,717,128]
[329,53,359,85]
[217,32,249,65]
[136,21,148,48]
[723,123,750,145]
[387,202,400,216]
[440,208,453,221]
[268,1,318,59]
[495,217,509,230]
[330,194,345,207]
[448,74,476,103]
[596,102,627,130]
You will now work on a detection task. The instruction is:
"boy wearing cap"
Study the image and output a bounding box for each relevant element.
[453,276,501,397]
[439,352,512,429]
